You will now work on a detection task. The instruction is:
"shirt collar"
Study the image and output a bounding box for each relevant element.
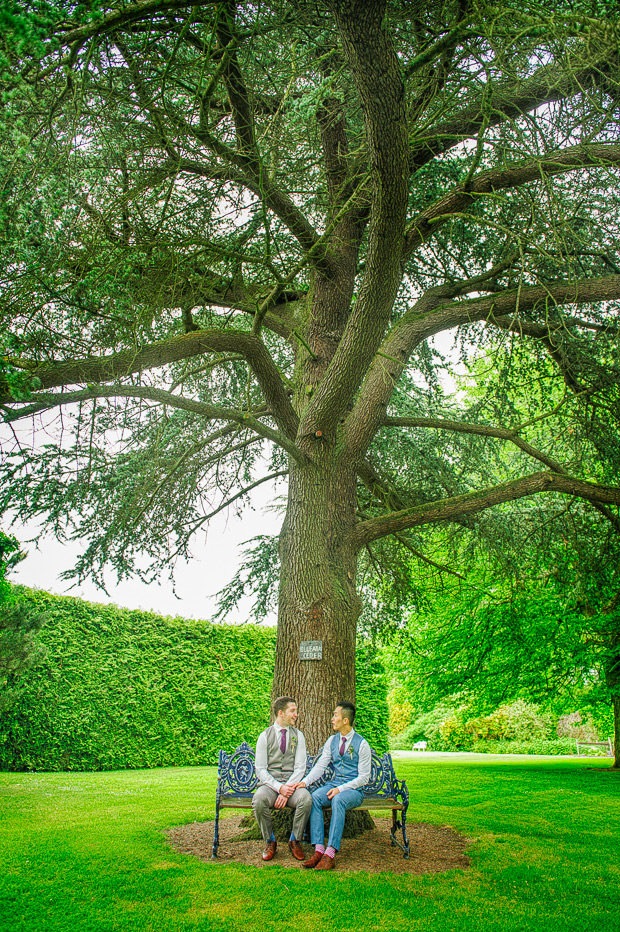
[274,722,289,733]
[339,729,355,744]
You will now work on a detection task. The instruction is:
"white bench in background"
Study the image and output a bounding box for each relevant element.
[412,741,427,751]
[576,737,614,757]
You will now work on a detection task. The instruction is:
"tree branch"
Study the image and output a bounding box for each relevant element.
[404,143,620,258]
[350,472,620,548]
[174,155,335,275]
[35,0,217,53]
[2,385,309,466]
[214,1,258,158]
[408,33,620,173]
[345,273,620,458]
[383,416,566,473]
[184,469,289,537]
[1,329,299,439]
[110,34,334,276]
[299,0,409,437]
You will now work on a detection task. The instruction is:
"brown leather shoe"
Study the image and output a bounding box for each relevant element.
[288,839,305,860]
[302,850,324,869]
[262,840,277,861]
[314,855,335,870]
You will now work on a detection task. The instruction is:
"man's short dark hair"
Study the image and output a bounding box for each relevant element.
[273,695,296,717]
[338,701,356,725]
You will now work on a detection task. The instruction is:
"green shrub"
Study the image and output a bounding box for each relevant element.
[0,587,388,771]
[468,700,552,742]
[438,708,474,750]
[389,700,456,750]
[469,738,578,756]
[389,699,585,755]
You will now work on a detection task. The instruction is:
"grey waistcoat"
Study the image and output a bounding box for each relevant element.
[259,725,299,785]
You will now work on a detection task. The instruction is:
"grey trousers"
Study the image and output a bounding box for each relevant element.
[252,785,312,842]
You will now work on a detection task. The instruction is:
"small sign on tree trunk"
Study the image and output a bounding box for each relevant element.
[299,640,323,661]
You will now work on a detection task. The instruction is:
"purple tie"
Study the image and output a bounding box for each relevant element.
[340,736,346,756]
[280,728,287,754]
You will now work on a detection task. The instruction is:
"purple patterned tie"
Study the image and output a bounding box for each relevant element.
[340,736,346,756]
[280,728,287,754]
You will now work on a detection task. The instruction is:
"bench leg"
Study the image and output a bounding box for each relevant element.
[390,809,399,847]
[212,797,221,858]
[390,809,409,858]
[389,808,410,859]
[401,806,410,859]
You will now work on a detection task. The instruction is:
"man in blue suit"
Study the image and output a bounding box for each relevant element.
[294,701,371,871]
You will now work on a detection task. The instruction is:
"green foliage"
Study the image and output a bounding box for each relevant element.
[0,528,22,601]
[469,738,579,756]
[468,700,553,743]
[388,696,612,756]
[353,639,389,753]
[0,532,47,711]
[389,700,456,750]
[0,587,388,771]
[214,535,280,623]
[436,700,554,751]
[387,686,413,737]
[0,598,47,712]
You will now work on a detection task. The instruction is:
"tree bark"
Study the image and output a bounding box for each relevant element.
[273,453,361,753]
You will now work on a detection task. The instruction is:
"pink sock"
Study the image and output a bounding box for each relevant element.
[324,846,336,859]
[315,844,325,855]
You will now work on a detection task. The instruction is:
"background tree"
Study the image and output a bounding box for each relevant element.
[373,349,620,766]
[2,0,620,747]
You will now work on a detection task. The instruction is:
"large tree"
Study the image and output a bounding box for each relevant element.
[2,0,620,747]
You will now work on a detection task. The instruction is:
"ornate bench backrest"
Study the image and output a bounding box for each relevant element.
[217,742,399,801]
[305,750,397,798]
[217,741,258,798]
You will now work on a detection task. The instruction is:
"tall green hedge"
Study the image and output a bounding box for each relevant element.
[355,639,389,753]
[0,588,388,771]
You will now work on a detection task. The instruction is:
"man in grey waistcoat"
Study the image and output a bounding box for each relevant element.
[253,695,312,861]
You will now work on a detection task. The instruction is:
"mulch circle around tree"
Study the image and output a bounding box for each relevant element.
[166,815,472,874]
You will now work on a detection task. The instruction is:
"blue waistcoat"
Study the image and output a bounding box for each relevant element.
[330,731,364,784]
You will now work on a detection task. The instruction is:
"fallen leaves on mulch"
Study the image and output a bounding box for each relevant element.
[166,814,472,874]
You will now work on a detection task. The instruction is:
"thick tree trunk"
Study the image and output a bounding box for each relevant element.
[272,454,361,752]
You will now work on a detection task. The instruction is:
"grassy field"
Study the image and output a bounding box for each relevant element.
[1,754,618,932]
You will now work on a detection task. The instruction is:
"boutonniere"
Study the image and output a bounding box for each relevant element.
[290,735,297,752]
[347,745,355,759]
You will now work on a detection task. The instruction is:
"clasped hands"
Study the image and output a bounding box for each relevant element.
[274,782,296,809]
[287,781,340,800]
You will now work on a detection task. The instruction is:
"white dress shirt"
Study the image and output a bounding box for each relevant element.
[255,723,307,793]
[304,729,371,793]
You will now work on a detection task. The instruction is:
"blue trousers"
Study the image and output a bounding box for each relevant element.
[309,782,365,851]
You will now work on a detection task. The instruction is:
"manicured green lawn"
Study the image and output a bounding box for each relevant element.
[1,755,618,932]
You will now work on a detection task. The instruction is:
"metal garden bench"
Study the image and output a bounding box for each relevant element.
[212,740,410,859]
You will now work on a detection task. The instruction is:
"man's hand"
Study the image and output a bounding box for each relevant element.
[289,781,306,790]
[274,793,288,809]
[327,787,340,799]
[279,784,295,799]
